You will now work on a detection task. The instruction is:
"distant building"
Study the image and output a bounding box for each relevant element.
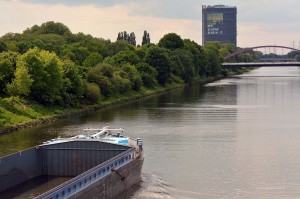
[202,5,237,46]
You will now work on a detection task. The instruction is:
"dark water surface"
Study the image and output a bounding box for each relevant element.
[1,67,300,199]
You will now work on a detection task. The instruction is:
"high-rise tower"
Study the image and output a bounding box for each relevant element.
[202,5,237,46]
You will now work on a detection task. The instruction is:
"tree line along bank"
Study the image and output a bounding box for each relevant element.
[0,21,261,129]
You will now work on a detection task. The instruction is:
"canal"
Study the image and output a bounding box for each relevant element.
[1,67,300,199]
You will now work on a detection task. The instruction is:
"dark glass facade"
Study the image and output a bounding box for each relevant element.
[202,5,237,46]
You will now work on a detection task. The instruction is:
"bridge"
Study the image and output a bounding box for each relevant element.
[222,62,300,67]
[223,45,300,67]
[260,58,296,62]
[224,45,300,60]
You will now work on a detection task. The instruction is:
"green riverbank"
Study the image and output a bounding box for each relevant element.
[0,77,214,134]
[0,67,252,135]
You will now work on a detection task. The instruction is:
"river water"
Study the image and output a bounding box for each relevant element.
[1,67,300,199]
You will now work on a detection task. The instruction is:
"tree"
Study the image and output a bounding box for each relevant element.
[61,60,84,107]
[84,82,101,104]
[142,31,150,45]
[109,40,135,56]
[87,63,114,97]
[117,32,122,41]
[6,41,19,52]
[136,63,157,88]
[168,51,184,78]
[183,39,207,77]
[158,33,184,50]
[144,46,171,85]
[204,46,221,76]
[116,31,136,46]
[39,21,71,35]
[123,31,128,41]
[0,51,19,95]
[173,49,195,83]
[112,70,132,94]
[0,41,6,52]
[86,38,111,58]
[108,50,140,66]
[23,24,40,34]
[287,51,300,61]
[7,65,32,97]
[205,41,222,50]
[71,45,90,66]
[129,32,136,46]
[37,34,66,55]
[219,48,230,62]
[19,47,64,104]
[82,52,103,67]
[121,64,143,91]
[17,40,33,54]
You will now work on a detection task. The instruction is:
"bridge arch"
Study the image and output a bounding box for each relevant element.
[224,45,300,60]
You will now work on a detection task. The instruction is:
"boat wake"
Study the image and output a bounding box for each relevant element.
[129,172,172,199]
[129,172,197,199]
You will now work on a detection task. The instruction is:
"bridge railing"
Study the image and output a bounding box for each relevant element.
[222,62,300,67]
[260,58,296,62]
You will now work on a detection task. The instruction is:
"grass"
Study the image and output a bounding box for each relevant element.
[0,84,183,132]
[0,97,63,130]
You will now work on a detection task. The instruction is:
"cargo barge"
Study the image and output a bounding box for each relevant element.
[0,127,144,199]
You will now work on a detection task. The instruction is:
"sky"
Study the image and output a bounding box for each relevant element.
[1,0,300,49]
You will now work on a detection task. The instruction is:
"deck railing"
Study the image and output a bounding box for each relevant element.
[36,148,136,199]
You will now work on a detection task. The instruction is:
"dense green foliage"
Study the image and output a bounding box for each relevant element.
[0,21,261,118]
[0,51,18,95]
[287,51,300,61]
[158,33,184,50]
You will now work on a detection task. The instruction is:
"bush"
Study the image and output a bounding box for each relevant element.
[141,73,157,88]
[85,82,101,104]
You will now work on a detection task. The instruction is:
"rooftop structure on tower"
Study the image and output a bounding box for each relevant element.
[202,5,237,46]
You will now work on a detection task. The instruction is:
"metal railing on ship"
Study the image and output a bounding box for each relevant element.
[36,148,136,199]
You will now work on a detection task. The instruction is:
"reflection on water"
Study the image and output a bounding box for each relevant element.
[1,67,300,198]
